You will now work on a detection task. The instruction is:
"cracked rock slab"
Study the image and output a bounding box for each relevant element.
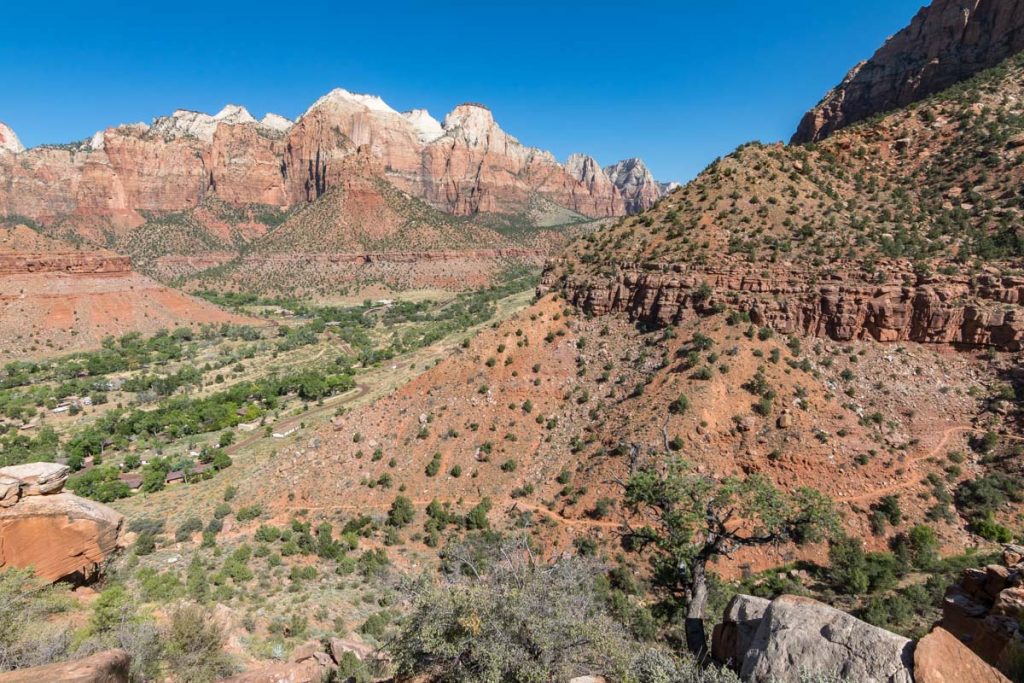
[740,595,914,683]
[0,462,70,495]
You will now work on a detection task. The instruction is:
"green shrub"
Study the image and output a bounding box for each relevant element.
[235,505,263,523]
[669,394,689,415]
[163,603,235,682]
[388,496,415,528]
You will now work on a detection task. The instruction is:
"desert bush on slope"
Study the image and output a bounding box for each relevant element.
[386,536,742,683]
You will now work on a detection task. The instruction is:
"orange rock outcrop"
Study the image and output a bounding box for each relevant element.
[0,463,125,583]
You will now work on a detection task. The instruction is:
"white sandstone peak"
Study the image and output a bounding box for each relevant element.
[214,104,257,124]
[443,104,499,146]
[0,121,25,154]
[307,88,400,117]
[89,130,105,150]
[153,104,266,142]
[604,157,656,184]
[260,113,293,133]
[402,109,444,143]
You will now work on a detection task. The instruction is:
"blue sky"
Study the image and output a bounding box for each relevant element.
[1,0,926,182]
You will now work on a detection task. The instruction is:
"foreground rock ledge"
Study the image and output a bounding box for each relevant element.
[914,627,1009,683]
[737,595,915,683]
[0,462,125,583]
[0,649,130,683]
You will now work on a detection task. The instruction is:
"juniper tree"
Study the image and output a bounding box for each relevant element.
[623,459,837,656]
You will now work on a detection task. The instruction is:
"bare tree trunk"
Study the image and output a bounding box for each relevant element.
[685,558,710,658]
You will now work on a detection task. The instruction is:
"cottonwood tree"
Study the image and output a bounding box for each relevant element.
[623,459,837,656]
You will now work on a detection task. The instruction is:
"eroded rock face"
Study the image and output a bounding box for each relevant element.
[0,252,132,276]
[0,121,24,155]
[739,595,914,683]
[0,463,125,583]
[0,92,661,232]
[794,0,1024,143]
[711,594,771,669]
[0,649,130,683]
[0,462,70,495]
[941,545,1024,678]
[604,158,662,213]
[543,262,1024,350]
[566,154,623,216]
[914,627,1010,683]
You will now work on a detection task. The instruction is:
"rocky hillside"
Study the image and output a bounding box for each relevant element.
[0,222,256,361]
[794,0,1024,142]
[120,156,579,296]
[544,49,1024,350]
[256,292,1003,576]
[0,89,666,244]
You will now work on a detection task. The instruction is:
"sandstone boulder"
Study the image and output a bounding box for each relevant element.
[288,639,335,670]
[0,462,70,495]
[740,595,914,683]
[711,594,770,669]
[1004,544,1024,567]
[914,627,1010,683]
[329,635,375,663]
[0,476,19,507]
[0,491,125,582]
[941,547,1024,677]
[0,649,130,683]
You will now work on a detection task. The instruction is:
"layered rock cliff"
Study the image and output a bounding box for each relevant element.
[0,252,132,275]
[0,90,664,237]
[0,226,258,362]
[543,261,1024,350]
[794,0,1024,143]
[941,545,1024,679]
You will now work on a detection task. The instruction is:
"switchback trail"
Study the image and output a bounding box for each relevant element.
[836,425,1010,504]
[293,498,622,531]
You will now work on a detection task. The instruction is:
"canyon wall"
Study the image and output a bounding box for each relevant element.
[542,262,1024,350]
[0,93,665,233]
[794,0,1024,143]
[0,252,132,276]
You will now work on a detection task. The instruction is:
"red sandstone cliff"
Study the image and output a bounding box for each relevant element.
[794,0,1024,143]
[541,261,1024,351]
[0,92,663,235]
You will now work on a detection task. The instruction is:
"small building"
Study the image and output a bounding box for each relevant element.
[118,473,143,491]
[165,470,185,485]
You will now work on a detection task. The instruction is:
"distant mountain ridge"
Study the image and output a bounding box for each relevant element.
[0,89,667,241]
